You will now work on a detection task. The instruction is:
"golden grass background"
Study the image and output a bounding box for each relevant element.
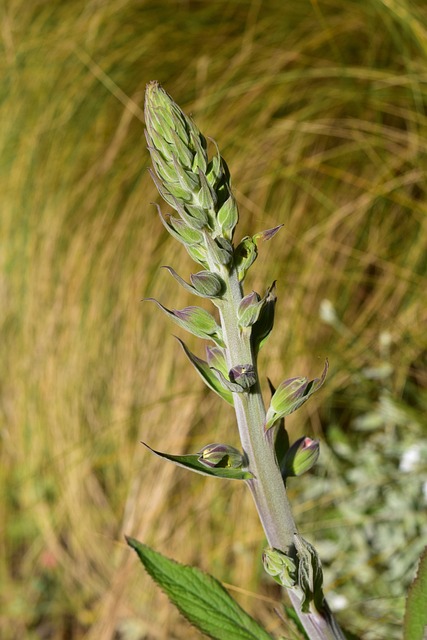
[1,1,426,638]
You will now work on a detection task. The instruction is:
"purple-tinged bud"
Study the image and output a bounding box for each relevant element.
[238,291,263,328]
[190,271,224,297]
[206,346,228,376]
[163,267,223,299]
[198,443,245,469]
[265,360,328,430]
[146,299,224,346]
[281,436,320,477]
[229,364,257,390]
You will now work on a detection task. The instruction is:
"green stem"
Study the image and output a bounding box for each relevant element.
[217,262,345,640]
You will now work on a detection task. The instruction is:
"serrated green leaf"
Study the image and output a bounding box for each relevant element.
[404,546,427,640]
[126,538,272,640]
[176,337,234,404]
[143,443,253,480]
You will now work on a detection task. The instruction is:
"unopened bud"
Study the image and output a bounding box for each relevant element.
[262,547,297,588]
[198,443,244,469]
[217,193,239,240]
[282,436,320,477]
[229,364,257,390]
[238,291,263,327]
[265,361,328,430]
[190,271,224,297]
[234,236,257,281]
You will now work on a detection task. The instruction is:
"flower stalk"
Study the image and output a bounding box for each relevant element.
[144,81,345,640]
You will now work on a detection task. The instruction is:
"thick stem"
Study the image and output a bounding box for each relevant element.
[217,263,346,640]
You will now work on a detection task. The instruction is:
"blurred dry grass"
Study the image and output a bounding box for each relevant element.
[0,0,426,638]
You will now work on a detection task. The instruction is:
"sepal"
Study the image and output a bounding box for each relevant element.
[143,442,253,480]
[265,360,328,430]
[293,534,325,613]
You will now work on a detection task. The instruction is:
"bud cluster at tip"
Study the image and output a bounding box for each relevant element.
[145,81,239,254]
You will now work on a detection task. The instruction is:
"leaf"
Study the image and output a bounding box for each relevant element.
[404,546,427,640]
[143,443,253,480]
[176,338,234,405]
[126,538,273,640]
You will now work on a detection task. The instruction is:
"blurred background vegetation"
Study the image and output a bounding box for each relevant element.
[1,0,426,638]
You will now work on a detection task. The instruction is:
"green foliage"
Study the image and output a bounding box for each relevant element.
[126,538,274,640]
[404,546,427,640]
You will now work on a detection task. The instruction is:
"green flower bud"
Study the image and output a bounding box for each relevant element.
[262,547,297,588]
[234,236,258,282]
[163,267,224,299]
[206,346,229,376]
[281,436,320,477]
[190,271,224,297]
[204,234,234,266]
[198,443,245,469]
[237,291,263,328]
[161,210,204,246]
[146,299,224,346]
[217,193,239,241]
[265,360,328,430]
[172,306,221,339]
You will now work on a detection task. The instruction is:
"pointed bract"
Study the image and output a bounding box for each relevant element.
[175,338,233,405]
[163,267,224,299]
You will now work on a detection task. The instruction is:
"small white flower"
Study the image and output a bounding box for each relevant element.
[328,592,349,611]
[399,445,421,473]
